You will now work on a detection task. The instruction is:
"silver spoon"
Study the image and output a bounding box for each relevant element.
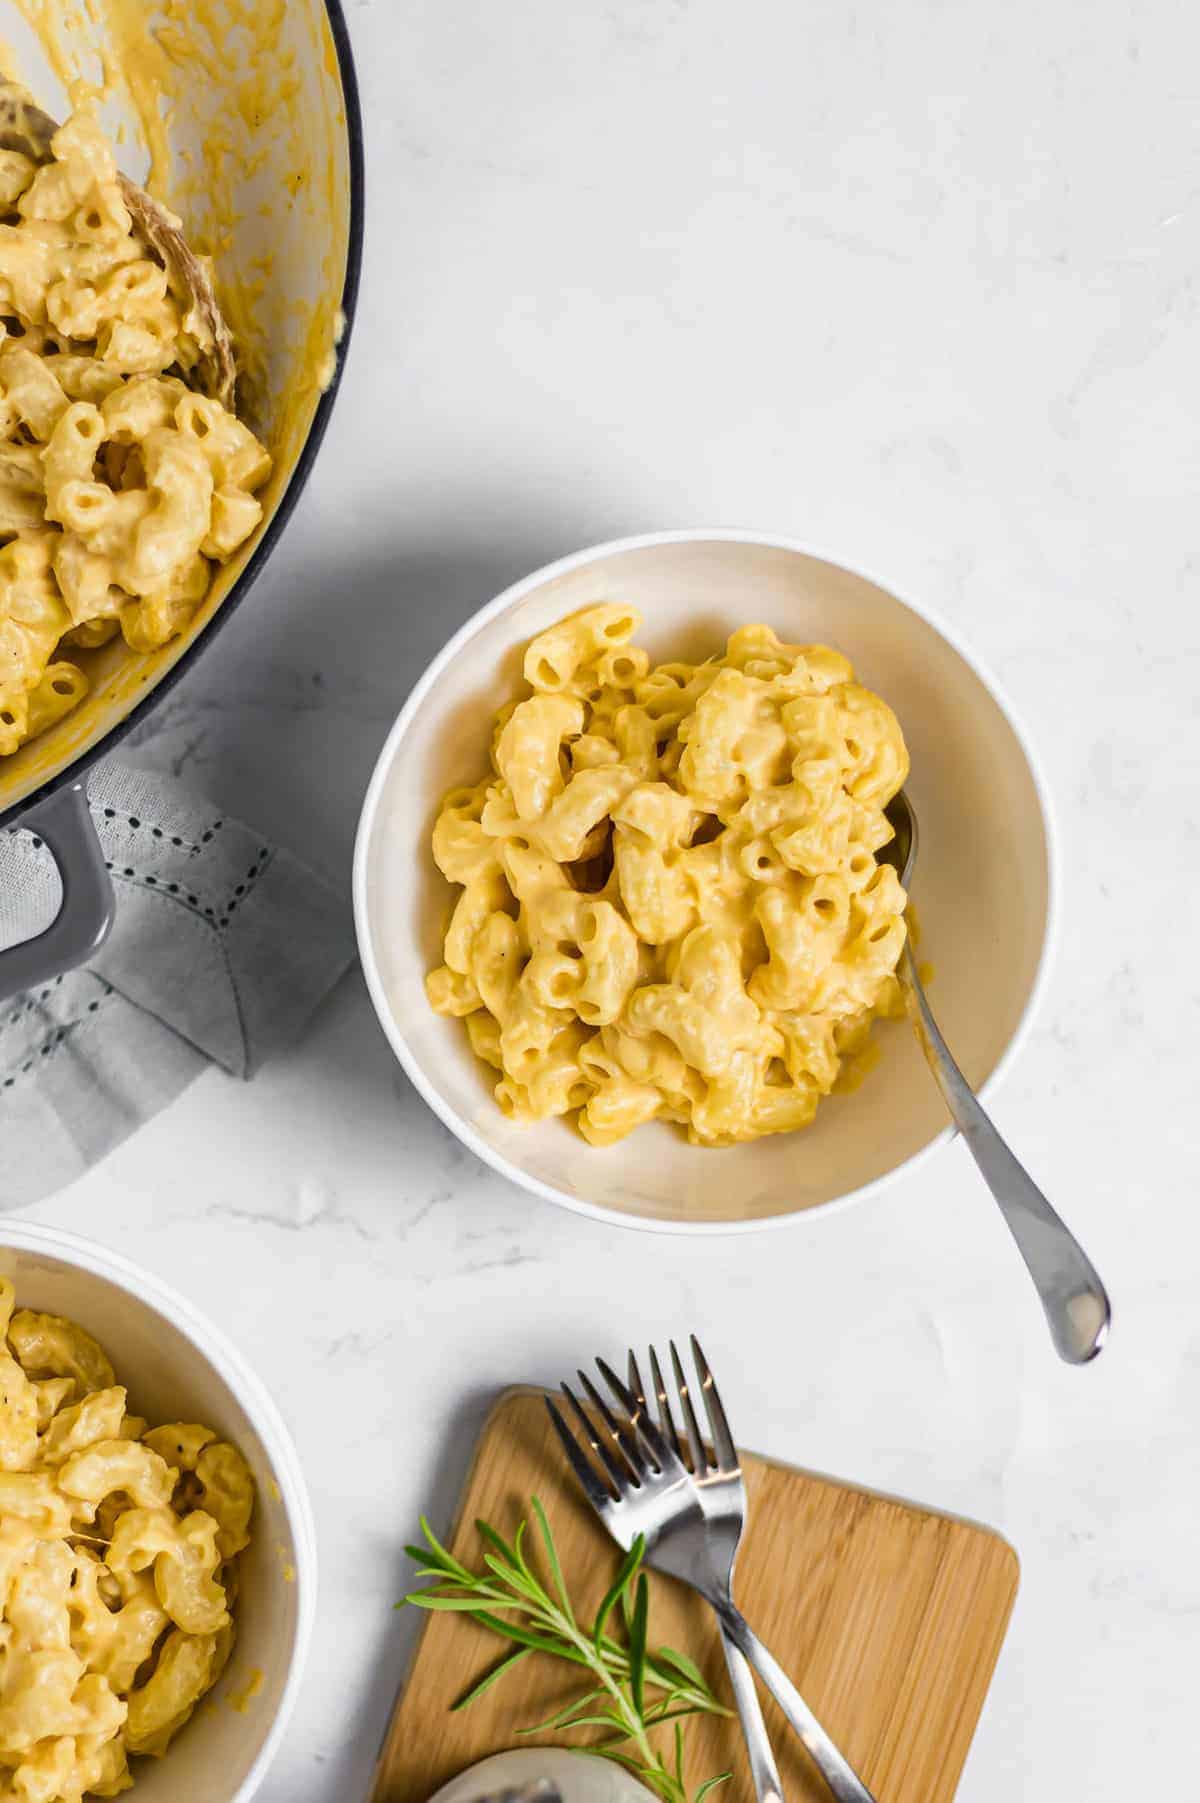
[883,791,1110,1364]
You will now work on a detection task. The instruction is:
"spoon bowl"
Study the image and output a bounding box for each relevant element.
[883,790,918,887]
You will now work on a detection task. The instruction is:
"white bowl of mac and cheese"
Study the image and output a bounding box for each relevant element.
[0,1219,315,1802]
[355,531,1055,1232]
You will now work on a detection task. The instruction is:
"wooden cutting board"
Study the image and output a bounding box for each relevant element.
[372,1389,1018,1803]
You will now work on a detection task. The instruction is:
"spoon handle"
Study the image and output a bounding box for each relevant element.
[901,945,1110,1363]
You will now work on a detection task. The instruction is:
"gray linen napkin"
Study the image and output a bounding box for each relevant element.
[0,763,354,1207]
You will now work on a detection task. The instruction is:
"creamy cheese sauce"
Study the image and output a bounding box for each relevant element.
[0,0,351,802]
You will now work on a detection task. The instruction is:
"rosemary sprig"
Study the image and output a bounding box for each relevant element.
[400,1498,732,1803]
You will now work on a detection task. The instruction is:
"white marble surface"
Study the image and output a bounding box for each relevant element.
[17,0,1200,1797]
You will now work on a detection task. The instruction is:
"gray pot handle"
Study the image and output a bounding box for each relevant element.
[0,781,115,1002]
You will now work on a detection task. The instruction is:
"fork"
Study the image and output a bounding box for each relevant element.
[546,1339,877,1803]
[629,1348,784,1803]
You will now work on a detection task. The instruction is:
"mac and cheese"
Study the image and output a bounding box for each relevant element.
[0,104,270,757]
[426,608,910,1146]
[0,1277,255,1798]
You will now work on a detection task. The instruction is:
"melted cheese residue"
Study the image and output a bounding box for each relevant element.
[0,0,352,810]
[3,0,347,450]
[229,1666,264,1714]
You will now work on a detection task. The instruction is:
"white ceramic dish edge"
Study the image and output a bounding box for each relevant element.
[0,1217,317,1803]
[353,528,1061,1238]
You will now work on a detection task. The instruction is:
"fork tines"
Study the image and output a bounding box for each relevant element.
[546,1335,740,1506]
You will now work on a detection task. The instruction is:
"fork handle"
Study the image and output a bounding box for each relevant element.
[719,1630,785,1803]
[716,1606,876,1803]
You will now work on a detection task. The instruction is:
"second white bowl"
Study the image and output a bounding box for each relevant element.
[0,1220,316,1803]
[354,531,1055,1233]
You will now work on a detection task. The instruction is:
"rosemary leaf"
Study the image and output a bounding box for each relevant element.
[516,1690,607,1734]
[474,1519,522,1568]
[400,1503,730,1803]
[471,1611,593,1660]
[532,1495,574,1622]
[521,1713,630,1738]
[402,1594,512,1614]
[417,1516,474,1581]
[628,1574,649,1720]
[593,1536,644,1652]
[482,1552,541,1595]
[651,1647,709,1691]
[452,1648,532,1710]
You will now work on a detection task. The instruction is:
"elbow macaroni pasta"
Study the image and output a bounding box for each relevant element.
[0,108,271,756]
[0,1278,254,1799]
[426,608,911,1147]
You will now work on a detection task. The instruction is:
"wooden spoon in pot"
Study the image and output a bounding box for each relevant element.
[0,78,236,407]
